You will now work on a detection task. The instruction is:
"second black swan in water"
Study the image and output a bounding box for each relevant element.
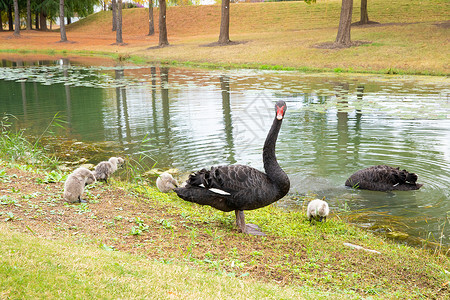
[174,100,290,236]
[345,165,423,191]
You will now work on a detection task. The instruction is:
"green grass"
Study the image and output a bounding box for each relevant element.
[0,225,331,299]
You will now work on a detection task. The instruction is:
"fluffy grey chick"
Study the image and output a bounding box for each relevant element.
[307,199,330,223]
[63,167,96,203]
[156,172,179,193]
[94,157,124,183]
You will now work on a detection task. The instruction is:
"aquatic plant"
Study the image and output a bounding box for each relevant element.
[121,134,157,183]
[0,114,58,168]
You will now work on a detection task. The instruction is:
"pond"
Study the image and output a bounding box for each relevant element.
[1,57,449,248]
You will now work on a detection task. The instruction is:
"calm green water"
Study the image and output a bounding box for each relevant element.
[1,58,449,247]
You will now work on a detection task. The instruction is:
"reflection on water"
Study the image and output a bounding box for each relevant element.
[1,58,449,247]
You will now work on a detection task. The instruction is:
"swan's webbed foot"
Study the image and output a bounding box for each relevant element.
[235,210,266,236]
[244,223,266,236]
[77,196,87,203]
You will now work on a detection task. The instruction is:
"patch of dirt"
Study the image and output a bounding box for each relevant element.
[313,40,372,49]
[200,40,248,47]
[55,40,77,44]
[147,44,173,50]
[351,21,381,26]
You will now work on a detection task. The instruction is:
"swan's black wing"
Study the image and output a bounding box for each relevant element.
[364,165,418,185]
[209,165,270,192]
[175,165,277,211]
[345,165,421,191]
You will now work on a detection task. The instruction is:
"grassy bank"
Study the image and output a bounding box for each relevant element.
[1,225,321,299]
[1,120,450,298]
[0,0,448,75]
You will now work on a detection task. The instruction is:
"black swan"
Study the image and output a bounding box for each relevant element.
[174,100,290,236]
[345,165,423,191]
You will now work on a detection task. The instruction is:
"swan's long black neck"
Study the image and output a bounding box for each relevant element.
[263,117,290,197]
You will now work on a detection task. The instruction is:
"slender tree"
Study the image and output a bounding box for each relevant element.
[0,1,5,32]
[8,3,13,31]
[13,0,20,36]
[218,0,230,44]
[147,0,154,36]
[112,0,117,31]
[158,0,169,46]
[359,0,368,24]
[335,0,353,46]
[115,0,123,44]
[353,0,378,25]
[26,0,31,30]
[35,8,39,30]
[59,0,67,41]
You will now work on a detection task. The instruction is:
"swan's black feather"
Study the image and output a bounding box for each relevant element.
[345,165,423,191]
[176,165,279,211]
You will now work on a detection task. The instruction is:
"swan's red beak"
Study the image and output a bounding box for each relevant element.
[276,105,285,120]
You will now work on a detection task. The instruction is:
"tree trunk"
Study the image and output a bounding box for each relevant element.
[335,0,353,46]
[360,0,369,24]
[0,11,3,32]
[112,0,117,31]
[26,0,31,30]
[59,0,67,42]
[40,11,48,31]
[158,0,169,46]
[8,4,13,31]
[35,11,39,30]
[35,10,39,30]
[218,0,230,44]
[115,0,123,43]
[67,16,71,24]
[13,0,20,36]
[148,0,154,36]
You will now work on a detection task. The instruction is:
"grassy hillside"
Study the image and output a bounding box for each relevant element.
[0,0,448,74]
[68,1,448,37]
